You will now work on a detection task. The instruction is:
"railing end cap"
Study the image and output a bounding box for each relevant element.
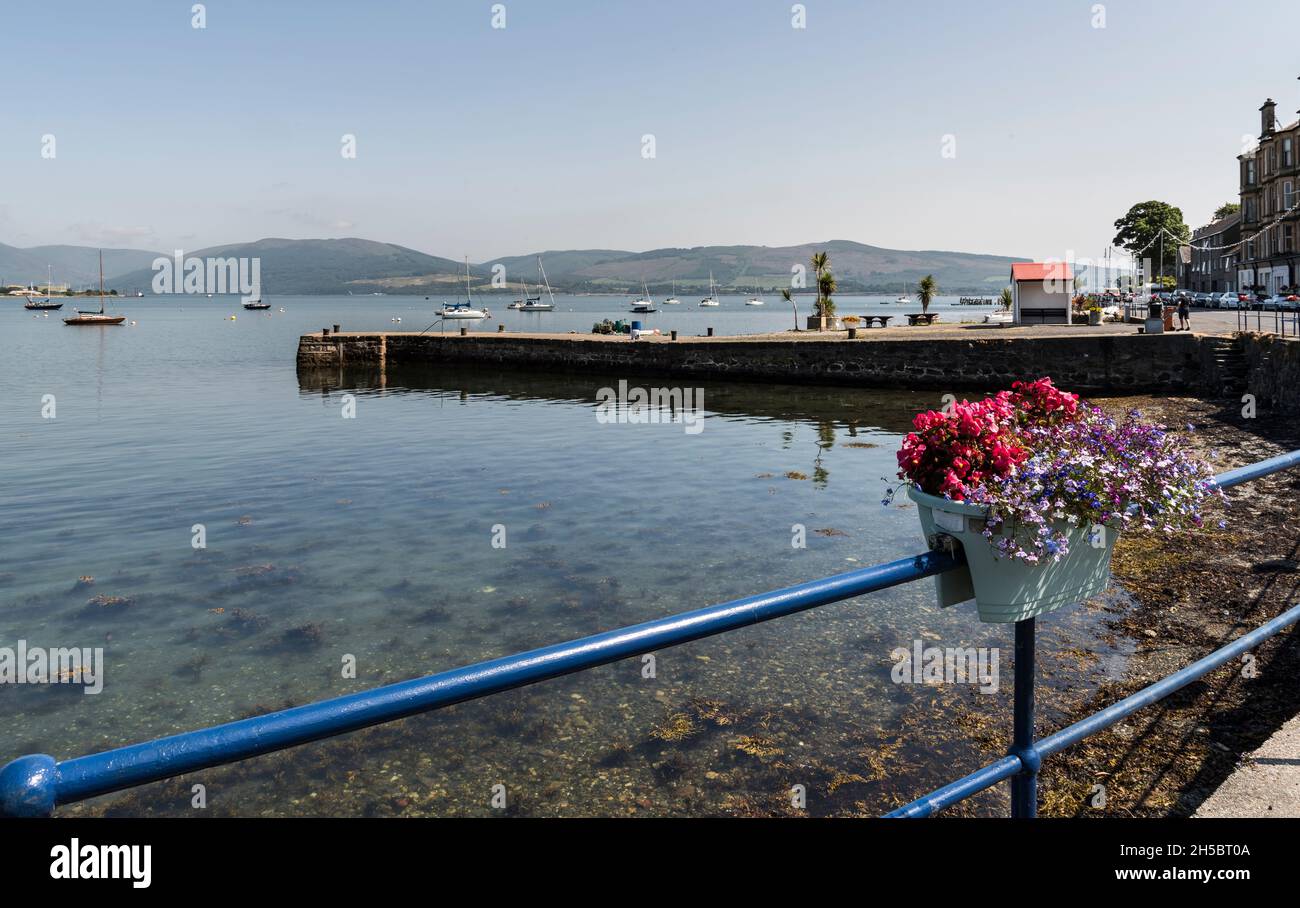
[0,754,58,818]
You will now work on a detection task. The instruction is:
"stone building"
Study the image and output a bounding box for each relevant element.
[1237,98,1300,296]
[1181,212,1241,293]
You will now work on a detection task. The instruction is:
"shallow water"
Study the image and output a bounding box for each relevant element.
[1,297,1129,816]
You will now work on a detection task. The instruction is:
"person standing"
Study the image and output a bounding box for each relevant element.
[1177,297,1190,331]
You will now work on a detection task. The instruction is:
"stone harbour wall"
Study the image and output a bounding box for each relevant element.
[1241,333,1300,409]
[299,330,1213,394]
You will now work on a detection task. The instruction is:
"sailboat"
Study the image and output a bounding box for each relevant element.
[64,252,125,325]
[745,284,765,306]
[630,280,656,313]
[439,258,491,319]
[664,280,681,305]
[698,272,720,307]
[243,297,271,310]
[895,282,910,305]
[24,266,63,310]
[518,257,556,311]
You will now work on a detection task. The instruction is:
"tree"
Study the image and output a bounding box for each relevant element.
[1112,201,1190,278]
[917,275,937,314]
[999,287,1012,311]
[818,270,837,317]
[811,251,829,317]
[781,287,797,330]
[1214,202,1240,220]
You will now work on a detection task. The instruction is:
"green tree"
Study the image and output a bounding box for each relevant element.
[999,287,1012,310]
[781,287,797,330]
[1214,202,1241,220]
[1112,201,1189,277]
[917,274,938,314]
[811,251,830,317]
[818,270,837,317]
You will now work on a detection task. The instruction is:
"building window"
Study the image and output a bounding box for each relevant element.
[1247,240,1256,260]
[1247,159,1257,184]
[1286,225,1295,252]
[1286,137,1295,168]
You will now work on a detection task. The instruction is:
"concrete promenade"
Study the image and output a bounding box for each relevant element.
[1195,714,1300,817]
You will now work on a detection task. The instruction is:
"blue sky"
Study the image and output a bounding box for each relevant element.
[3,0,1299,262]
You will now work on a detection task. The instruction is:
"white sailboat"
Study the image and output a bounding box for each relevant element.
[630,281,657,313]
[745,284,765,306]
[664,280,681,305]
[698,272,720,307]
[895,282,910,305]
[439,258,491,319]
[519,257,556,311]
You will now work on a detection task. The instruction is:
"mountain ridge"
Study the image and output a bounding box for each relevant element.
[5,237,1031,295]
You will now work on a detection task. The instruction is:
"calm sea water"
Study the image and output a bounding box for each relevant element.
[0,295,1128,817]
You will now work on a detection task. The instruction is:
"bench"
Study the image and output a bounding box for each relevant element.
[1018,307,1067,325]
[861,315,893,328]
[905,313,940,326]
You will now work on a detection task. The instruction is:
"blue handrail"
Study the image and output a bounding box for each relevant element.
[3,449,1299,818]
[0,550,963,816]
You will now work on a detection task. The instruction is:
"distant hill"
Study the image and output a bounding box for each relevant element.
[107,238,471,295]
[0,243,163,289]
[491,240,1028,294]
[5,237,1029,295]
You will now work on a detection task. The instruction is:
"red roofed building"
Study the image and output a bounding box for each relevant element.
[1010,262,1074,325]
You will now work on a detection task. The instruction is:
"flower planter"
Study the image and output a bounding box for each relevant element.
[1088,310,1102,326]
[908,486,1117,623]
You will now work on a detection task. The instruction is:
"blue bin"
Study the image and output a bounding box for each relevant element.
[630,320,642,331]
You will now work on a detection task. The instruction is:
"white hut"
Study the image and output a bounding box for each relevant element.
[1010,262,1074,325]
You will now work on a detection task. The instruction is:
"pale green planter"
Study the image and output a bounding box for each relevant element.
[908,486,1116,623]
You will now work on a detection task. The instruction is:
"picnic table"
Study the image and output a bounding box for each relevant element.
[905,312,940,326]
[860,315,893,328]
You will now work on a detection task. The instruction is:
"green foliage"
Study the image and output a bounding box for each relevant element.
[917,274,938,314]
[810,251,832,317]
[999,287,1013,310]
[1112,201,1190,276]
[818,270,837,317]
[1213,202,1240,220]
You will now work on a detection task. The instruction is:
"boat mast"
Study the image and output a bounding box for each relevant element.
[98,251,105,314]
[539,256,556,307]
[464,256,472,304]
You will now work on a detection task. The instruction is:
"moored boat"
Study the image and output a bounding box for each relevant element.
[64,252,125,326]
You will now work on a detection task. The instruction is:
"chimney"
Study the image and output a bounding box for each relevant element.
[1261,98,1277,136]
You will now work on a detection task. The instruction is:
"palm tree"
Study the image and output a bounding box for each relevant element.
[999,287,1012,311]
[818,270,837,317]
[917,275,938,314]
[781,287,797,330]
[811,251,829,317]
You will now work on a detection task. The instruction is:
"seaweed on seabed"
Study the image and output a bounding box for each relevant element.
[79,594,134,618]
[226,608,270,634]
[174,653,209,682]
[271,622,326,650]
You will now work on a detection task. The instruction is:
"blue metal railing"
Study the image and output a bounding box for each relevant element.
[3,450,1300,818]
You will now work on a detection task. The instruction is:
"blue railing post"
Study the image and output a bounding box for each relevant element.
[1009,617,1039,818]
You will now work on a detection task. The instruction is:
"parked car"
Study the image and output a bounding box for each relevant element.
[1214,292,1237,308]
[1193,292,1213,307]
